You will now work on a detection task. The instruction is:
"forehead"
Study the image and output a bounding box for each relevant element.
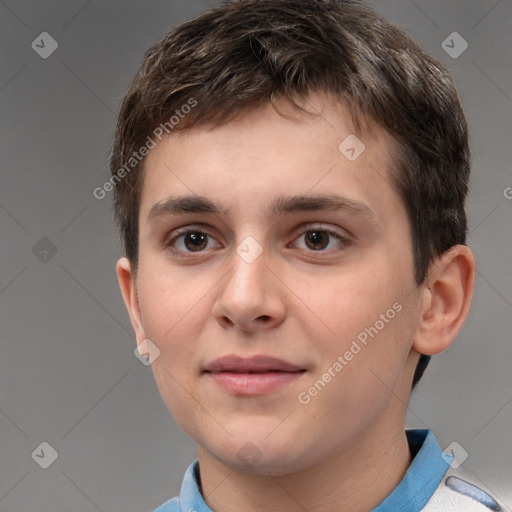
[138,94,404,227]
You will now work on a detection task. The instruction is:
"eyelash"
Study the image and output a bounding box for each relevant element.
[164,224,352,256]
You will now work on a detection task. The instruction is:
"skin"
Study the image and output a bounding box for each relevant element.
[117,93,475,511]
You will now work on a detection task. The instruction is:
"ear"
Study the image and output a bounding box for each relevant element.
[116,257,146,344]
[413,245,475,356]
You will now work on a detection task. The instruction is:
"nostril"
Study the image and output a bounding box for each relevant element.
[221,316,234,328]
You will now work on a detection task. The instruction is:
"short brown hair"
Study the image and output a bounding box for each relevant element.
[109,0,470,388]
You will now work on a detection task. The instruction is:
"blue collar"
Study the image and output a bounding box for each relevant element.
[154,429,451,512]
[373,429,451,511]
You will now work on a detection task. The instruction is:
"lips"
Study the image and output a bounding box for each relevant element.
[204,355,305,374]
[204,355,306,395]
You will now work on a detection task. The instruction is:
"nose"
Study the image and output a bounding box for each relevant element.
[212,240,287,333]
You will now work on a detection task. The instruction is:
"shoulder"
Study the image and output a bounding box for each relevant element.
[151,496,180,512]
[423,465,511,512]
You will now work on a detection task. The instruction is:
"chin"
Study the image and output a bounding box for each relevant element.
[206,433,323,476]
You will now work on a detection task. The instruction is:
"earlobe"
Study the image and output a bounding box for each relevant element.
[413,245,475,356]
[116,257,146,343]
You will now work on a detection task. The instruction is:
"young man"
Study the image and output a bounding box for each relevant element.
[110,0,509,510]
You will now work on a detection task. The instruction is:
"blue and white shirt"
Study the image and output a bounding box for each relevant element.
[153,429,510,511]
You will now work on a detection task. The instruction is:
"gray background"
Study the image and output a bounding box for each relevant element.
[0,0,510,510]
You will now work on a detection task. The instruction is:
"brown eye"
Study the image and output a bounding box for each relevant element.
[183,232,208,251]
[291,225,351,253]
[304,231,330,250]
[166,229,221,254]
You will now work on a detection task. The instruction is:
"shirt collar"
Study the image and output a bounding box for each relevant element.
[373,429,451,511]
[175,429,450,512]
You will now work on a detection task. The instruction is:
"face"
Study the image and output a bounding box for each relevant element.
[119,94,425,475]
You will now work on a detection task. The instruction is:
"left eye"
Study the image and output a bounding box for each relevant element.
[292,228,349,251]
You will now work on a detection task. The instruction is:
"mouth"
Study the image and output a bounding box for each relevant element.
[203,355,307,395]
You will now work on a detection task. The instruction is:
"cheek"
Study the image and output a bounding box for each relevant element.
[300,264,416,396]
[301,265,405,344]
[137,257,209,343]
[135,272,210,405]
[142,281,208,431]
[301,310,416,437]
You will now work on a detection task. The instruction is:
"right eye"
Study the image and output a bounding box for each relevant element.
[165,228,222,254]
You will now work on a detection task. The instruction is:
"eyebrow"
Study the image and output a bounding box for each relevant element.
[146,193,379,227]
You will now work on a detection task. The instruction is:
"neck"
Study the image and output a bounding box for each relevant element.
[196,417,412,512]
